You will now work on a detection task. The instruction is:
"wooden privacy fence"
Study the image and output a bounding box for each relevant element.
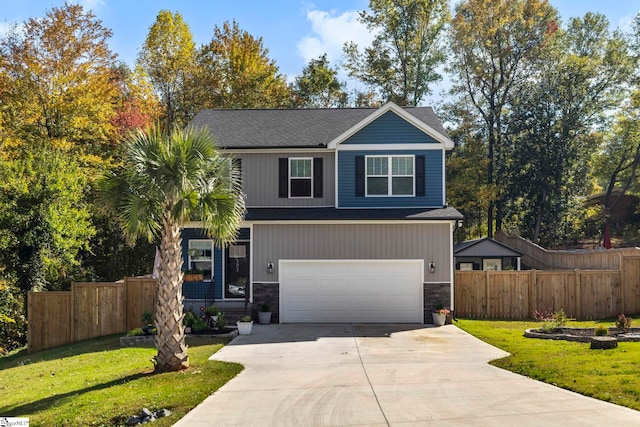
[495,230,640,270]
[455,256,640,320]
[28,277,157,353]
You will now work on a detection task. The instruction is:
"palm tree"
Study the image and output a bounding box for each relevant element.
[97,125,245,372]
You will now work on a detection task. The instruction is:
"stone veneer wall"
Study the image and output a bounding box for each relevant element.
[423,283,452,324]
[253,283,280,323]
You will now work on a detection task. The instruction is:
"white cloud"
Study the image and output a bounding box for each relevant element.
[79,0,105,11]
[617,12,638,33]
[297,8,375,65]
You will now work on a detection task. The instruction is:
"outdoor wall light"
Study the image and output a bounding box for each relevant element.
[428,261,436,274]
[267,262,274,274]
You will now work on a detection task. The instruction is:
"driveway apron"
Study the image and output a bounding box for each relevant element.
[173,324,640,426]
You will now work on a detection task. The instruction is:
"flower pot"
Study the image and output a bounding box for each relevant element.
[258,311,272,325]
[432,312,446,326]
[237,320,253,335]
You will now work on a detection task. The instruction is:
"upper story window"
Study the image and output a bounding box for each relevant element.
[279,157,323,199]
[365,155,414,196]
[289,158,312,198]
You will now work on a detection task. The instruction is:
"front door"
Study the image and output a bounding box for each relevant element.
[224,242,250,299]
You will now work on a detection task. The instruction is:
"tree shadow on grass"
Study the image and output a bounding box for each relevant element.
[0,335,139,372]
[0,371,155,417]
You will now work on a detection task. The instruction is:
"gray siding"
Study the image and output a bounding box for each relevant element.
[252,222,452,283]
[237,151,335,207]
[342,111,440,144]
[337,150,443,207]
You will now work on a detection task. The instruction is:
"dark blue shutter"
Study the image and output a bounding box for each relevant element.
[355,156,365,197]
[279,158,288,198]
[313,158,323,198]
[415,155,425,197]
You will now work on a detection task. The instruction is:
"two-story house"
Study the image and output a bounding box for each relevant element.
[182,102,462,323]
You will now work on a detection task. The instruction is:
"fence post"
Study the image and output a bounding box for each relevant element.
[529,270,537,318]
[574,269,581,320]
[485,269,490,318]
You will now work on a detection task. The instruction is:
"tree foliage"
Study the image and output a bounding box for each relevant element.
[0,145,95,294]
[449,0,558,237]
[344,0,450,106]
[137,10,195,129]
[292,54,347,108]
[0,4,119,154]
[194,20,291,109]
[503,13,632,244]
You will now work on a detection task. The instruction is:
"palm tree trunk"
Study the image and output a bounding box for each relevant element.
[154,214,189,372]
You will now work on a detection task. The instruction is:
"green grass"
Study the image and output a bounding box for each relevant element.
[456,318,640,410]
[0,335,243,426]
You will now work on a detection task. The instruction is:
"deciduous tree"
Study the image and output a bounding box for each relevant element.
[0,3,119,152]
[137,10,195,129]
[194,20,290,109]
[292,54,347,108]
[343,0,450,106]
[449,0,558,237]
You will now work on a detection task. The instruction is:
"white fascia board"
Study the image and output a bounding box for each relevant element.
[222,148,331,154]
[336,143,445,151]
[242,219,457,226]
[327,102,454,150]
[184,219,457,228]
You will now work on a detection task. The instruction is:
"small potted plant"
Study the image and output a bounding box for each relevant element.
[183,310,197,334]
[204,305,221,329]
[141,310,154,334]
[432,304,450,326]
[258,303,272,325]
[237,315,253,335]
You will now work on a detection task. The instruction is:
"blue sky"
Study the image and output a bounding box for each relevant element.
[1,0,639,103]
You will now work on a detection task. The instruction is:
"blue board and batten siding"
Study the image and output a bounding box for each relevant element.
[337,150,443,208]
[340,111,441,145]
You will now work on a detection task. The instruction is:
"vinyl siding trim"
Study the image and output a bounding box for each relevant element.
[337,143,445,151]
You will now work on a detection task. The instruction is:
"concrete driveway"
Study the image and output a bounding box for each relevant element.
[174,324,640,426]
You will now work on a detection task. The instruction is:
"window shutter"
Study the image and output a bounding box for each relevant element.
[415,155,425,197]
[355,156,365,197]
[313,158,323,198]
[279,158,288,198]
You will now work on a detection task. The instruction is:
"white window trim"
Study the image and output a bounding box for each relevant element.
[187,239,214,282]
[288,157,313,199]
[365,155,415,197]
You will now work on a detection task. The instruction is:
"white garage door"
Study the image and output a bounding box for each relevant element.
[279,260,423,323]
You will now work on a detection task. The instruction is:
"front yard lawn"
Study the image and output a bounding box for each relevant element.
[456,318,640,411]
[0,335,242,426]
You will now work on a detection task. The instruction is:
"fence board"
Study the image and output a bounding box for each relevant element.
[454,269,624,320]
[73,282,127,341]
[623,256,640,314]
[28,291,73,353]
[126,277,158,331]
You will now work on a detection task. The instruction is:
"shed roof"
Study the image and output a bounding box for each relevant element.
[454,237,523,257]
[189,106,449,149]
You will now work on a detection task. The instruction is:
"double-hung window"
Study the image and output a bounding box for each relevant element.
[365,155,414,196]
[289,158,313,198]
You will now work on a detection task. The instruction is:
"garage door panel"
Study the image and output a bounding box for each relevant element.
[280,260,423,323]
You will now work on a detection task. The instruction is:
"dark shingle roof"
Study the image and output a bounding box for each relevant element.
[189,107,448,149]
[454,238,523,257]
[245,207,463,221]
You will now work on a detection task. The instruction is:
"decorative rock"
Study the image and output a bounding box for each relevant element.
[126,416,141,426]
[155,409,171,418]
[591,336,618,350]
